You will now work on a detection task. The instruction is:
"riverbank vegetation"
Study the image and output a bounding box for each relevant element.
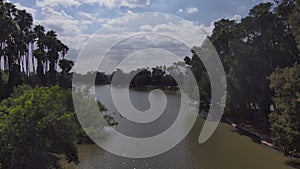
[185,0,300,157]
[0,1,109,168]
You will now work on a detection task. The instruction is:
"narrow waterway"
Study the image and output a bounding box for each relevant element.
[63,86,299,169]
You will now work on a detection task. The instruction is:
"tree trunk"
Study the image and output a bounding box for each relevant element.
[31,43,35,73]
[49,61,56,85]
[37,60,45,85]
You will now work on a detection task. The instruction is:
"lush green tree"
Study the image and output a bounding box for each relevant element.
[269,64,300,157]
[58,59,74,88]
[208,2,298,123]
[184,48,211,111]
[209,19,237,72]
[276,0,300,50]
[0,86,79,169]
[131,69,151,88]
[95,71,110,85]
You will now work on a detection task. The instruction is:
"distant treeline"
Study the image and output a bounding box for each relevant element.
[76,63,187,90]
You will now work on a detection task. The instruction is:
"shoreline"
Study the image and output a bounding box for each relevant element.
[221,116,277,149]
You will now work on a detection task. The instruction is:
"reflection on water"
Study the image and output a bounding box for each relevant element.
[64,86,296,169]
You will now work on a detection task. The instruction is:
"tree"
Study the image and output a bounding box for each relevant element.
[45,30,69,86]
[131,69,151,88]
[269,64,300,157]
[0,1,71,90]
[151,68,165,87]
[276,0,300,50]
[58,59,74,88]
[33,25,47,85]
[0,86,79,169]
[184,48,211,111]
[95,71,110,85]
[209,19,236,72]
[208,2,298,122]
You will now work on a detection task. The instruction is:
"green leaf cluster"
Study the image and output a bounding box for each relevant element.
[269,64,300,157]
[0,85,79,169]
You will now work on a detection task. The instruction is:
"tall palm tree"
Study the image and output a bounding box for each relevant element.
[0,2,17,71]
[44,30,69,85]
[14,9,33,76]
[33,25,47,85]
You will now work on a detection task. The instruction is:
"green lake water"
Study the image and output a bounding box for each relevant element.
[63,86,299,169]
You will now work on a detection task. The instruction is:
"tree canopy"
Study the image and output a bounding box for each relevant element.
[0,86,79,169]
[269,64,300,157]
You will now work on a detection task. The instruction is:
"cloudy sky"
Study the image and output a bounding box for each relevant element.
[8,0,269,73]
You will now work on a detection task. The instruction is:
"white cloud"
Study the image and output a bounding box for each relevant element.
[61,34,91,50]
[72,14,214,73]
[138,21,209,46]
[178,7,199,14]
[37,18,81,34]
[41,7,73,19]
[36,0,81,7]
[14,3,37,19]
[36,0,150,9]
[228,14,242,21]
[81,0,150,9]
[186,7,199,14]
[36,7,82,36]
[81,20,93,25]
[78,11,96,21]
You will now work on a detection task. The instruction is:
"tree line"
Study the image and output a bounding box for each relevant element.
[185,0,300,157]
[0,1,83,168]
[0,0,74,100]
[111,65,181,89]
[77,63,185,90]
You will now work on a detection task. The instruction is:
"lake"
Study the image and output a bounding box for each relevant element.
[63,85,298,169]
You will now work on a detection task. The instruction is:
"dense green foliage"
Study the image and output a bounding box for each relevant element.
[73,71,111,85]
[276,0,300,50]
[269,64,300,157]
[111,65,182,89]
[185,1,300,156]
[0,86,79,169]
[0,1,111,168]
[0,85,110,168]
[187,2,299,121]
[184,48,211,111]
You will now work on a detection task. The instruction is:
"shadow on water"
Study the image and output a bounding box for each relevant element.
[285,160,300,169]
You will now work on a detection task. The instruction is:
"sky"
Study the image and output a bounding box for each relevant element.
[7,0,270,73]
